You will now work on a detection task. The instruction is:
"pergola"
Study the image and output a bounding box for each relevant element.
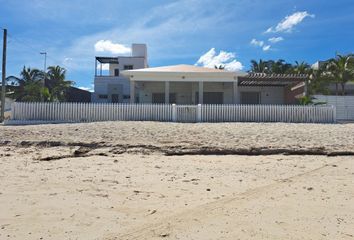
[238,73,308,87]
[95,57,119,76]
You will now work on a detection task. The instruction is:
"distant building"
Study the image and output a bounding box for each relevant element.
[65,87,92,103]
[92,44,148,103]
[311,60,328,70]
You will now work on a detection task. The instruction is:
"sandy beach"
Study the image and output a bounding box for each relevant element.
[0,122,354,239]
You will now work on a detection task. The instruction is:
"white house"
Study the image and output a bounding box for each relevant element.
[122,64,307,105]
[92,43,148,103]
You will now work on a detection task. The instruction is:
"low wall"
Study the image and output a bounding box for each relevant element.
[313,95,354,121]
[6,102,336,124]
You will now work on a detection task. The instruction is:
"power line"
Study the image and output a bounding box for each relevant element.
[4,31,94,84]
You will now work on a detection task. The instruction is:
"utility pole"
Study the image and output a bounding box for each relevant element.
[40,52,47,101]
[1,28,7,122]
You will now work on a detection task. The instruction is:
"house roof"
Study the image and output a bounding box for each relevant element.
[121,64,246,82]
[123,64,232,73]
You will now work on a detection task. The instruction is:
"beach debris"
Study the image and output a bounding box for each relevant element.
[149,209,157,215]
[74,146,92,156]
[159,233,170,238]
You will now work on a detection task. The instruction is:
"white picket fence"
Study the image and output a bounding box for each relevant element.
[7,102,336,124]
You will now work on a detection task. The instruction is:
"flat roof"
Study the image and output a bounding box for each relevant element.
[123,64,232,73]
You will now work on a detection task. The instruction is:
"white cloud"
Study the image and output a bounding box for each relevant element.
[94,40,131,55]
[78,84,94,92]
[266,11,315,33]
[250,39,264,47]
[268,37,284,43]
[262,45,271,51]
[51,0,233,73]
[250,39,271,52]
[195,48,243,71]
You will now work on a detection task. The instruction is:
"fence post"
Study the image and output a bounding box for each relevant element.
[10,102,15,120]
[197,104,202,122]
[172,104,177,122]
[332,105,337,123]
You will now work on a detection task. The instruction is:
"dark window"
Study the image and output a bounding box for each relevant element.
[111,94,119,103]
[152,93,176,104]
[169,93,177,104]
[98,94,108,99]
[195,92,223,104]
[240,92,261,104]
[124,65,134,70]
[114,69,120,76]
[152,93,164,104]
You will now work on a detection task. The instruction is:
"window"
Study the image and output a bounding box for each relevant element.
[124,65,134,70]
[114,69,119,76]
[152,93,176,104]
[98,94,108,99]
[195,92,223,104]
[241,92,261,104]
[111,94,119,103]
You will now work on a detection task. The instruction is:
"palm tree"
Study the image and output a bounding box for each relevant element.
[269,59,293,74]
[326,54,354,95]
[214,65,225,70]
[250,59,293,74]
[307,66,331,95]
[293,61,310,74]
[250,59,269,73]
[9,67,48,101]
[46,66,73,101]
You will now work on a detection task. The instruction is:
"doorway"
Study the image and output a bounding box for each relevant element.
[111,94,120,103]
[240,92,261,104]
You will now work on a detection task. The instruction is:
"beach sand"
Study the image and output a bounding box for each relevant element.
[0,122,353,239]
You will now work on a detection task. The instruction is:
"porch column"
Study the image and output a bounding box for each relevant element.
[95,59,97,76]
[233,80,239,104]
[165,81,170,104]
[304,79,309,97]
[198,81,203,104]
[130,80,135,103]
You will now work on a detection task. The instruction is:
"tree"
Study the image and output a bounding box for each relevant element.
[250,59,293,74]
[326,54,354,95]
[307,66,331,95]
[250,59,269,73]
[46,66,73,101]
[293,61,310,74]
[9,67,49,102]
[214,65,225,70]
[269,59,293,74]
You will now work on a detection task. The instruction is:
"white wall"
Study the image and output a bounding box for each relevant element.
[137,82,285,104]
[239,86,284,104]
[137,82,234,104]
[314,95,354,120]
[93,44,148,103]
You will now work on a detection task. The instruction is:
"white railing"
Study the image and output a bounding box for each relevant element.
[8,102,336,124]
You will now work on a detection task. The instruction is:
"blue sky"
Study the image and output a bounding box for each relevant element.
[1,0,354,91]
